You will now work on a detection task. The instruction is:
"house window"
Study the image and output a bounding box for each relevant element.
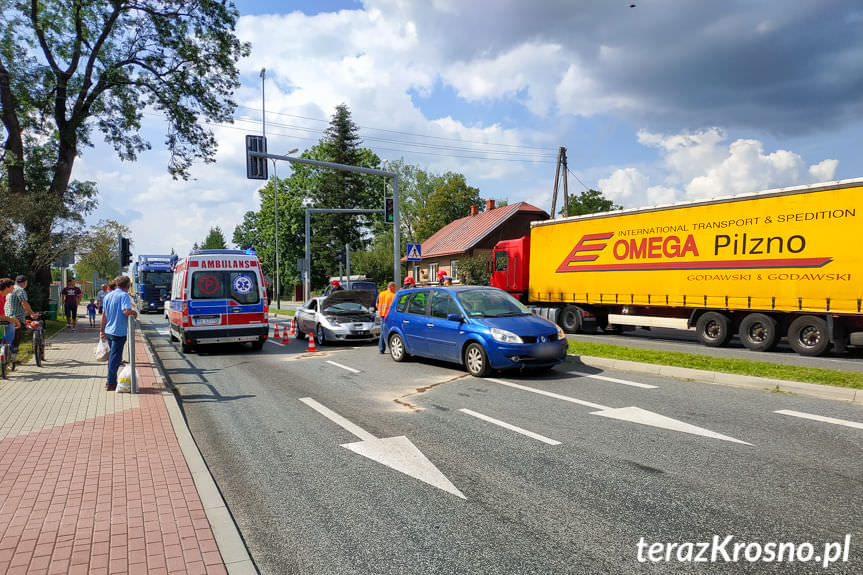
[449,259,459,282]
[428,262,438,282]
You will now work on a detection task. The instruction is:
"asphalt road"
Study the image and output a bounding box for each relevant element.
[141,315,863,574]
[571,326,863,373]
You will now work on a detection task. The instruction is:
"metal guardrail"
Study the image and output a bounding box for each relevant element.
[128,315,137,394]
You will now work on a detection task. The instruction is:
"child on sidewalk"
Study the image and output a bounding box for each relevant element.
[87,299,98,327]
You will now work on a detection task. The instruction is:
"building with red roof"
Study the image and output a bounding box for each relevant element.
[405,200,548,284]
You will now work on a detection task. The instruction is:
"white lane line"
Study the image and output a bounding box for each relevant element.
[487,378,610,410]
[154,327,170,336]
[299,397,377,441]
[775,409,863,430]
[459,409,561,445]
[267,338,286,347]
[578,372,658,389]
[326,360,360,374]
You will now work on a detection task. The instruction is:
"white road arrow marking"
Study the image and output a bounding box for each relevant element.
[591,407,752,445]
[487,378,750,445]
[299,397,465,499]
[775,409,863,430]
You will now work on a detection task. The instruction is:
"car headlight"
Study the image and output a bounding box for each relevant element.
[557,325,565,340]
[491,328,523,344]
[321,315,341,326]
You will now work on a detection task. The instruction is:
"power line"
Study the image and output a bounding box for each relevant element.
[236,104,556,152]
[567,167,592,192]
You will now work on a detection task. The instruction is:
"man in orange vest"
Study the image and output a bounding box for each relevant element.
[376,281,397,353]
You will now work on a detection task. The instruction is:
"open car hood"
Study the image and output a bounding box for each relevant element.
[321,289,376,310]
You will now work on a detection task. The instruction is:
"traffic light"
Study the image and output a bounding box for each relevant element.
[335,249,346,266]
[384,197,394,224]
[245,135,268,180]
[119,236,132,268]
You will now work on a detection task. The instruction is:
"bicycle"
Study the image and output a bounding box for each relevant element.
[24,313,46,368]
[0,321,15,378]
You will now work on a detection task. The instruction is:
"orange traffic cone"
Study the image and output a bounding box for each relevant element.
[288,316,296,337]
[282,324,291,344]
[306,334,317,352]
[273,322,281,339]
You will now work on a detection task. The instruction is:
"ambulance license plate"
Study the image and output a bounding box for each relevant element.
[194,317,220,326]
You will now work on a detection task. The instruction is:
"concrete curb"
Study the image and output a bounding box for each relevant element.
[137,323,259,575]
[572,354,862,404]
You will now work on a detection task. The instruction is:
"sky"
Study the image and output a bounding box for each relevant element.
[72,0,863,257]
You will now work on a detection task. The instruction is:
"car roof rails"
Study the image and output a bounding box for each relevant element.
[189,249,250,256]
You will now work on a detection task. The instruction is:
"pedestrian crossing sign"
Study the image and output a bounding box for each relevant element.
[407,243,422,261]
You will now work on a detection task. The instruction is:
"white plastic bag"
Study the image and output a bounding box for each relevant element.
[116,364,137,393]
[94,339,110,362]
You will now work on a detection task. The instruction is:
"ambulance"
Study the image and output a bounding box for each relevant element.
[167,249,269,352]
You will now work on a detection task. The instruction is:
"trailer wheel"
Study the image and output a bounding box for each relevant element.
[559,305,581,333]
[787,315,830,356]
[738,313,779,352]
[695,312,732,347]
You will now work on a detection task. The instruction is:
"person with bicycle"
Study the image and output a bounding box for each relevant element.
[0,277,21,350]
[100,275,138,391]
[3,275,37,361]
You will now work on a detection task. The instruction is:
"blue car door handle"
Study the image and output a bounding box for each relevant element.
[426,323,434,327]
[402,320,410,324]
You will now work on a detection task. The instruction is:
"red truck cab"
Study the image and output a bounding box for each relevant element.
[490,236,530,301]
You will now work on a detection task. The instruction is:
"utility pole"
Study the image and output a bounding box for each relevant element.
[550,146,569,219]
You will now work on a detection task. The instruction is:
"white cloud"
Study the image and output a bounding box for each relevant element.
[598,129,840,207]
[808,159,839,181]
[598,168,648,204]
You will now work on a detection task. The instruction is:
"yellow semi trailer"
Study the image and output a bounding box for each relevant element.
[490,178,863,356]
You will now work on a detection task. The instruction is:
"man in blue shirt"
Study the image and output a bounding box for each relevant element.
[99,275,138,391]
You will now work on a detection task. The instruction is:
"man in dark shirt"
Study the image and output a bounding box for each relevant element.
[61,279,83,331]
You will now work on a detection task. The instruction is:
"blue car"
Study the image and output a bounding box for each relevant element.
[383,286,568,377]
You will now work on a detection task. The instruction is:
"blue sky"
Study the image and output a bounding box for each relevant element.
[74,0,863,256]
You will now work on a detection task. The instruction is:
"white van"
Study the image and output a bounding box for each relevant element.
[167,249,268,352]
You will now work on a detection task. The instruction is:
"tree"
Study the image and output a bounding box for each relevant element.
[233,175,307,296]
[561,189,622,217]
[0,0,249,307]
[414,173,482,242]
[458,253,491,285]
[201,226,227,249]
[75,220,132,281]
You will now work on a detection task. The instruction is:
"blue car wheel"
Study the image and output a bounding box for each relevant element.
[389,333,408,362]
[464,342,490,377]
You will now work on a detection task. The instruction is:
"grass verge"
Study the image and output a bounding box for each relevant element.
[15,319,66,365]
[269,308,296,317]
[568,340,863,389]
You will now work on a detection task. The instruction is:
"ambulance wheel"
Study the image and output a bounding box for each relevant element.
[787,315,830,356]
[738,313,779,352]
[696,312,732,347]
[181,340,193,353]
[251,339,265,350]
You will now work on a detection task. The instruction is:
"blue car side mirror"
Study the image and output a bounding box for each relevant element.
[447,313,463,323]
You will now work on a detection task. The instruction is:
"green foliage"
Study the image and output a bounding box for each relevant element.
[0,0,249,305]
[458,253,492,286]
[75,220,132,281]
[201,226,228,250]
[233,176,307,296]
[414,173,482,242]
[561,189,622,217]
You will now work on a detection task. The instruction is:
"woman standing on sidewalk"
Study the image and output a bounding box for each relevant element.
[99,276,138,391]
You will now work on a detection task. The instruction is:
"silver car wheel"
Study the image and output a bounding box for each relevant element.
[389,334,406,362]
[464,343,489,377]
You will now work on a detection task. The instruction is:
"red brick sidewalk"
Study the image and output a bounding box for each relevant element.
[0,327,228,574]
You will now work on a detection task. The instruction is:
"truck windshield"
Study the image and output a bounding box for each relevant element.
[142,272,173,285]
